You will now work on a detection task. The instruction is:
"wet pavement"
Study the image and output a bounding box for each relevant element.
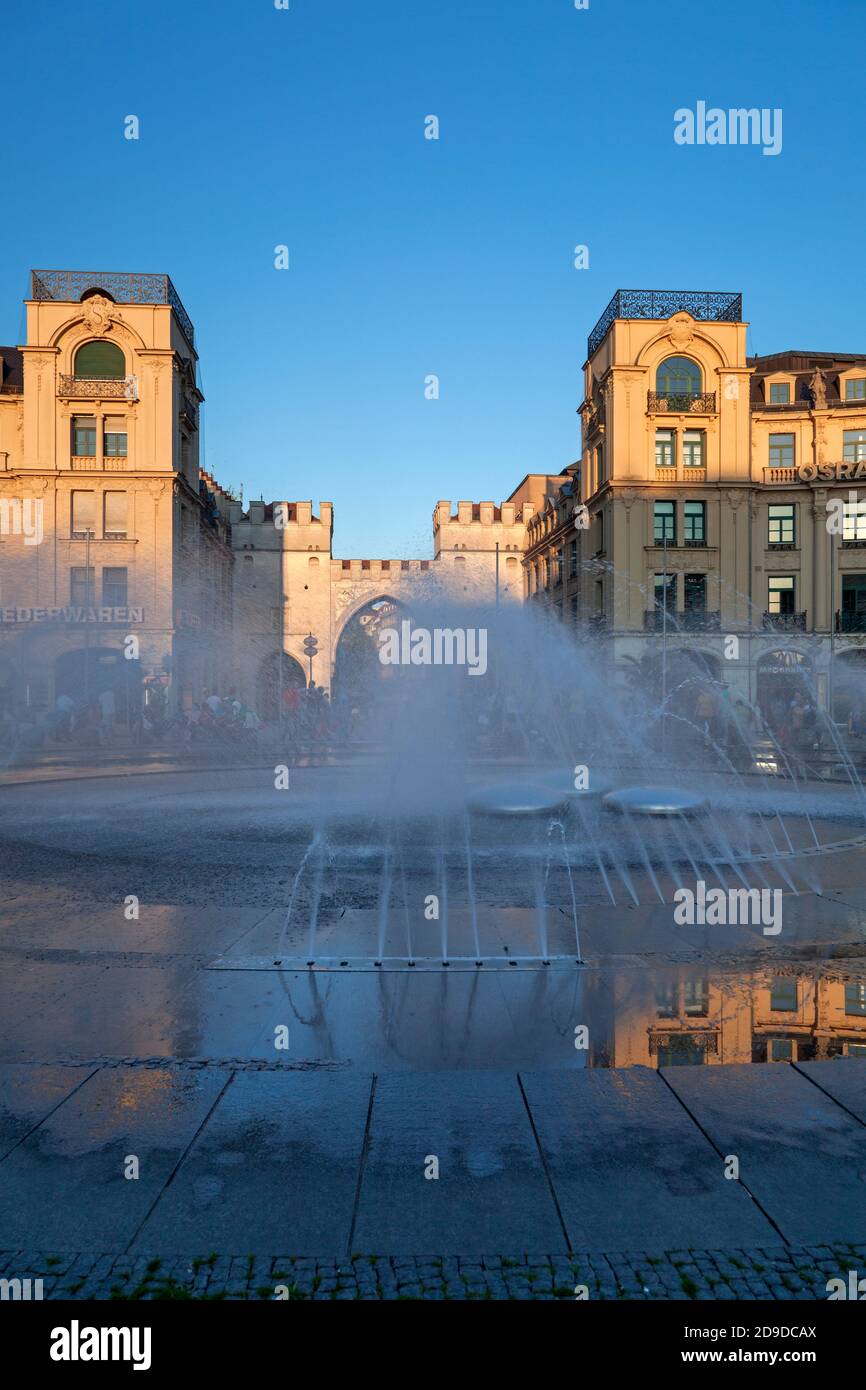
[1,1060,865,1256]
[2,767,866,1282]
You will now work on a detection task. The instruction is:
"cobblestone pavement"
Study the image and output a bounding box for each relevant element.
[1,1245,859,1300]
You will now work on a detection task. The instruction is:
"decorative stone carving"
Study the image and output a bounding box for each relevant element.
[81,294,118,336]
[809,368,827,410]
[335,584,371,609]
[668,312,695,352]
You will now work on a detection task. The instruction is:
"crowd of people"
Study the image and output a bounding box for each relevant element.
[2,670,866,770]
[765,692,823,754]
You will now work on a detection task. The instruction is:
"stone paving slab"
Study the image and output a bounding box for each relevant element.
[663,1062,866,1245]
[0,1064,96,1157]
[520,1067,774,1251]
[3,1061,866,1260]
[352,1071,566,1255]
[131,1071,373,1256]
[0,961,203,1061]
[0,1066,229,1252]
[793,1058,866,1125]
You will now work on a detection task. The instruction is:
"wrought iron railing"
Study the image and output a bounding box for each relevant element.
[588,289,742,357]
[644,609,721,632]
[648,391,716,413]
[649,1030,719,1056]
[32,269,195,346]
[836,611,866,633]
[762,611,807,631]
[59,374,138,399]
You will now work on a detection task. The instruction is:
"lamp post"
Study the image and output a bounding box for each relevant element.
[661,532,669,751]
[84,527,94,705]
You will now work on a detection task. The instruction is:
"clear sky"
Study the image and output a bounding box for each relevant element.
[2,0,864,556]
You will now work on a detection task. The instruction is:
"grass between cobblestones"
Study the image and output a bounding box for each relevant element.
[0,1245,858,1301]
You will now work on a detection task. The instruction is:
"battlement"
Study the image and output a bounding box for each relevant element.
[433,499,535,530]
[332,558,432,577]
[227,499,333,529]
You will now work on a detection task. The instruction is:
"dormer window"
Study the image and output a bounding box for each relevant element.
[845,378,866,401]
[769,382,791,404]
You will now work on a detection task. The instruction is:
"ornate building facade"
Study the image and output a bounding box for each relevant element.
[0,271,233,717]
[524,289,866,724]
[3,273,866,725]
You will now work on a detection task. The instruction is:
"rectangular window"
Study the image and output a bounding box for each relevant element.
[103,416,128,458]
[769,1038,793,1062]
[769,382,791,404]
[102,567,128,607]
[682,430,705,468]
[845,983,866,1016]
[683,500,706,544]
[71,490,96,538]
[683,978,708,1017]
[655,430,674,468]
[769,433,795,468]
[768,575,796,615]
[569,538,578,578]
[72,414,96,457]
[596,445,605,484]
[770,977,798,1011]
[843,430,866,463]
[845,378,866,401]
[544,556,551,587]
[768,503,795,545]
[843,500,866,541]
[683,573,706,611]
[842,574,866,616]
[655,981,677,1019]
[70,566,95,606]
[654,572,676,612]
[654,500,676,545]
[103,491,128,539]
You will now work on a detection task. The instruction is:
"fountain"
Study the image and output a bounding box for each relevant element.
[260,592,866,975]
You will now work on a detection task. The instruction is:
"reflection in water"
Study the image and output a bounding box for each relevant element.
[607,964,866,1069]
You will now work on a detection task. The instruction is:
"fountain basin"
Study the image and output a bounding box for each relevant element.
[466,782,569,818]
[537,770,614,801]
[602,785,709,817]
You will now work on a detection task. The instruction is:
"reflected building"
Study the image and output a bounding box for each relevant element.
[608,964,866,1068]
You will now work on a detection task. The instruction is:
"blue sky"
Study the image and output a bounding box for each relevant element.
[2,0,865,556]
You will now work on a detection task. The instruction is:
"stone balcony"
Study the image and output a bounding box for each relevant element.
[59,375,138,401]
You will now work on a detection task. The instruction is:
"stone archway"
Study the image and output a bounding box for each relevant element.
[333,596,406,705]
[833,648,866,726]
[256,650,306,722]
[756,649,814,729]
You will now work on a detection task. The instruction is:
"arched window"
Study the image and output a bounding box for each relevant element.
[656,356,702,396]
[74,341,126,380]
